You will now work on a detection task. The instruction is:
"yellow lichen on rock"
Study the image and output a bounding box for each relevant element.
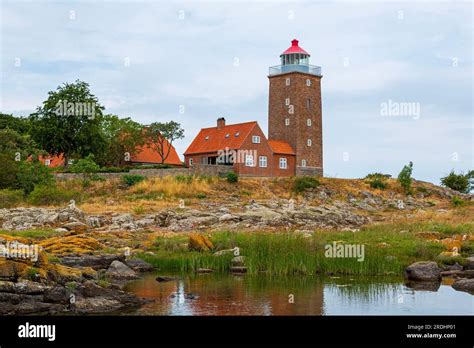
[39,235,103,255]
[188,233,213,252]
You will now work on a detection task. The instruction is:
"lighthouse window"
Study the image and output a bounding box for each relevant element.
[301,159,307,167]
[285,78,291,86]
[307,118,312,126]
[285,98,290,106]
[307,139,312,146]
[285,118,290,126]
[306,99,311,109]
[306,79,311,86]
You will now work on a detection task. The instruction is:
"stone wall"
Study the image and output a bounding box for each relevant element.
[54,164,234,180]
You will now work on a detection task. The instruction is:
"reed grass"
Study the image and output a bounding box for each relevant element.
[138,221,473,276]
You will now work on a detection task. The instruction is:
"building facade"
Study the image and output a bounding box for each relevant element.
[184,39,323,177]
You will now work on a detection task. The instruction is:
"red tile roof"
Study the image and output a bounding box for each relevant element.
[131,141,182,165]
[184,121,258,155]
[37,154,66,167]
[268,140,295,155]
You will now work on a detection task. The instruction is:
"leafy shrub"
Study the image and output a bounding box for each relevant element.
[364,173,389,190]
[226,172,238,183]
[69,154,100,176]
[0,189,24,208]
[15,161,53,194]
[293,176,320,193]
[122,174,146,186]
[440,171,470,193]
[398,161,413,195]
[28,185,80,206]
[196,193,207,199]
[451,196,465,207]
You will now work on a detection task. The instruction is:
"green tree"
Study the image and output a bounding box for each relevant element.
[0,113,30,134]
[0,128,39,161]
[398,161,414,195]
[440,171,470,193]
[145,121,184,164]
[98,115,145,166]
[29,80,106,167]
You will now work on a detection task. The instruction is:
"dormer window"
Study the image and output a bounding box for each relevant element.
[235,132,240,137]
[225,133,230,138]
[205,136,209,141]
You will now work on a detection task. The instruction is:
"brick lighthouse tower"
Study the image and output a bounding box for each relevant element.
[268,39,323,176]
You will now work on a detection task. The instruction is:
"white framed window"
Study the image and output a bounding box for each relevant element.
[189,158,193,166]
[307,139,312,146]
[252,135,261,144]
[45,159,51,166]
[306,79,311,86]
[307,118,312,126]
[245,154,254,167]
[301,159,307,167]
[279,157,288,169]
[259,156,267,168]
[285,118,290,126]
[285,78,291,86]
[285,98,290,106]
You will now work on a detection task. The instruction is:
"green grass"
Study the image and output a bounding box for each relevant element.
[0,228,62,239]
[138,221,473,276]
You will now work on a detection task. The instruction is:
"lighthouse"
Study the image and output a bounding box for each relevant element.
[268,39,323,176]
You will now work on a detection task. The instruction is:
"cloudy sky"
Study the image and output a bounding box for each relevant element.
[1,0,472,183]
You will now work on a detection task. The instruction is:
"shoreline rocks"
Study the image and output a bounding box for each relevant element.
[405,261,441,282]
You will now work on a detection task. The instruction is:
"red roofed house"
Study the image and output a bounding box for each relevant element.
[184,39,323,177]
[130,140,182,166]
[36,139,182,167]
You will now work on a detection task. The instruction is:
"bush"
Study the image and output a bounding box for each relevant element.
[226,172,238,184]
[15,161,53,194]
[293,176,320,193]
[0,189,24,208]
[440,171,470,193]
[69,154,100,177]
[28,185,80,206]
[398,161,413,195]
[122,174,146,186]
[364,173,389,190]
[451,196,465,207]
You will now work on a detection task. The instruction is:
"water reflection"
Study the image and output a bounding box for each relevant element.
[123,273,473,316]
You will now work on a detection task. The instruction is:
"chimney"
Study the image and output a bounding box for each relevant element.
[217,117,226,129]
